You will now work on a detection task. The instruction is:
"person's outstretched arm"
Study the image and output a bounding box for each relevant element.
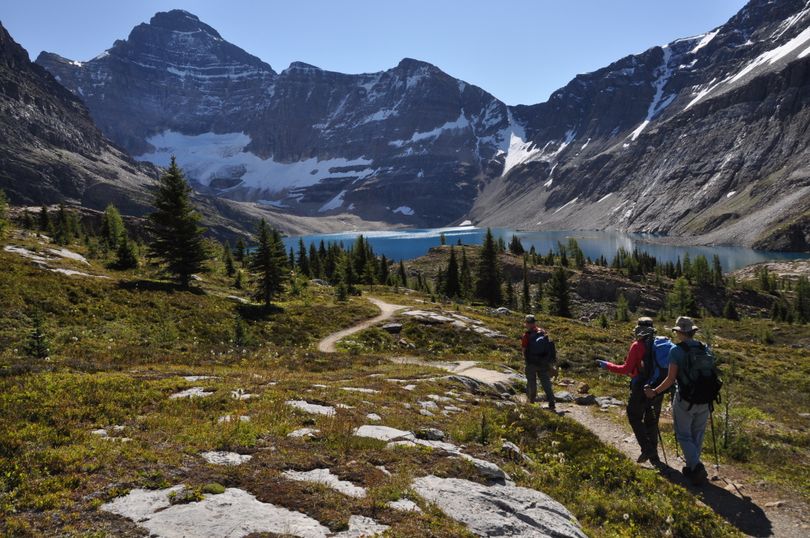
[597,341,643,376]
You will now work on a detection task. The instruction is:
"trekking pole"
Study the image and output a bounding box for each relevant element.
[647,401,668,465]
[709,407,720,471]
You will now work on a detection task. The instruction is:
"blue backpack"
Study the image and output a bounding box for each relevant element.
[642,336,675,387]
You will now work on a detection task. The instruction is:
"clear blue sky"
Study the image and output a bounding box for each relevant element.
[2,0,747,105]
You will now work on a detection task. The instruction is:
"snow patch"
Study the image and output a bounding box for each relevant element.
[388,111,470,147]
[728,25,810,84]
[137,131,373,193]
[629,47,674,141]
[392,206,415,216]
[553,197,579,215]
[690,29,720,54]
[319,190,346,213]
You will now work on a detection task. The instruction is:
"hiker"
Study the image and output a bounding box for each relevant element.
[522,314,557,410]
[644,316,722,486]
[596,317,668,464]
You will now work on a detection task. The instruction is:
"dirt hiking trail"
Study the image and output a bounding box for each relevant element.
[317,297,406,352]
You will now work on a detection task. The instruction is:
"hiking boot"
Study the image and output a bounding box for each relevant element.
[690,463,708,486]
[636,453,650,463]
[681,466,693,479]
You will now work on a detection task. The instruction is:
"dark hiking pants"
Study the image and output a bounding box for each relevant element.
[525,361,555,407]
[627,384,664,458]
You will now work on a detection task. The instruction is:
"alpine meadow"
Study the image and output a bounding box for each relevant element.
[1,1,809,537]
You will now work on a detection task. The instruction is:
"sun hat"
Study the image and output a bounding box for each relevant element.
[667,316,699,333]
[524,314,537,324]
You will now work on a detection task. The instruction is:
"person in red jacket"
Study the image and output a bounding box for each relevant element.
[597,318,663,464]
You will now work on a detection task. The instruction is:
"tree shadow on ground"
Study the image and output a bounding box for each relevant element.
[654,462,772,537]
[236,302,284,320]
[118,279,206,295]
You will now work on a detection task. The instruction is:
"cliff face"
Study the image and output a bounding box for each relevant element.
[0,21,157,214]
[472,0,810,250]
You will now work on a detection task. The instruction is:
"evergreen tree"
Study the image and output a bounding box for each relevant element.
[508,234,524,255]
[712,255,724,287]
[234,238,246,265]
[234,269,243,290]
[505,279,517,310]
[723,300,739,321]
[0,189,8,239]
[377,254,390,284]
[24,313,50,359]
[297,238,310,277]
[533,277,544,309]
[38,205,50,234]
[460,248,473,299]
[249,219,288,306]
[21,209,34,230]
[796,276,810,323]
[615,293,630,322]
[113,234,139,270]
[439,232,447,246]
[693,255,711,287]
[682,253,693,282]
[668,277,696,316]
[568,238,585,269]
[398,260,408,287]
[444,247,461,299]
[147,157,207,287]
[288,247,295,269]
[307,243,321,278]
[223,242,236,276]
[521,258,531,312]
[100,203,124,249]
[53,203,72,245]
[475,228,503,306]
[546,266,571,317]
[338,254,358,296]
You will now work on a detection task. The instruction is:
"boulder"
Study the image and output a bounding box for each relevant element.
[574,394,598,406]
[416,428,446,441]
[381,323,403,334]
[554,391,575,403]
[411,476,587,538]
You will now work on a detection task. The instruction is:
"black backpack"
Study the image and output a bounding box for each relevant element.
[677,341,723,408]
[526,332,556,364]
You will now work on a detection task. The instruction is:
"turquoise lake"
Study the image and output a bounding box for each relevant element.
[284,227,808,272]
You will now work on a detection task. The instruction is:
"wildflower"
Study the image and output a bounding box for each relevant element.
[623,513,630,521]
[666,515,674,524]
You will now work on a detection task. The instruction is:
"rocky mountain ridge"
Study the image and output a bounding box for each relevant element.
[21,1,810,250]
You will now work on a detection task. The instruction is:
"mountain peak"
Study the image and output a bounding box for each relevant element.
[146,9,222,39]
[396,57,437,71]
[0,22,31,68]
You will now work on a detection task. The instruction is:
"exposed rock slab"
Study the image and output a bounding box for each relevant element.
[200,451,252,466]
[283,468,367,498]
[169,387,214,399]
[101,486,331,537]
[411,476,587,538]
[286,400,336,416]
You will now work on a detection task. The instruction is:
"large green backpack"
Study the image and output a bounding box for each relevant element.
[677,341,723,408]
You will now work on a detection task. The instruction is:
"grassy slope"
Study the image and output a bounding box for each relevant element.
[0,231,801,536]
